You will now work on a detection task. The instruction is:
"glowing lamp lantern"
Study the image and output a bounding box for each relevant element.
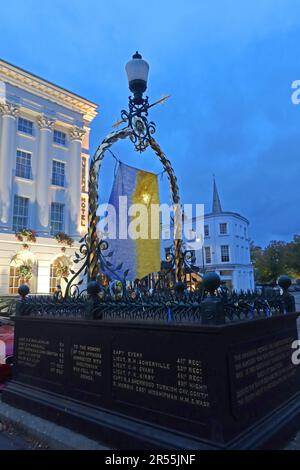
[125,52,149,105]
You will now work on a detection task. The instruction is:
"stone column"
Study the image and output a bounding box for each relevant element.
[69,126,85,237]
[36,115,55,232]
[0,103,19,224]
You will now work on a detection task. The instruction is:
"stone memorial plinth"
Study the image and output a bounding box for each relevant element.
[3,314,300,449]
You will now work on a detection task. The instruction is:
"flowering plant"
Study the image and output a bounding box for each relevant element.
[15,228,37,243]
[55,264,70,278]
[54,232,74,247]
[18,264,32,281]
[54,255,72,280]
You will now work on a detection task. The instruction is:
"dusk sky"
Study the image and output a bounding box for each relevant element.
[1,0,300,247]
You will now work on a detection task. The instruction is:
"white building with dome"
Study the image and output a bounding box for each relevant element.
[0,59,98,295]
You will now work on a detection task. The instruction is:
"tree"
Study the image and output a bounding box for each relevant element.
[251,240,286,283]
[284,235,300,275]
[251,235,300,284]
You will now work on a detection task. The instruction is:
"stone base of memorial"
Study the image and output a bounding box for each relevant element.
[3,314,300,449]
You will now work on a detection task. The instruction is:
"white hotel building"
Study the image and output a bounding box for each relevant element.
[0,59,98,295]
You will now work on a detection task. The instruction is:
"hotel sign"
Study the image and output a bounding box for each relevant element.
[80,194,88,230]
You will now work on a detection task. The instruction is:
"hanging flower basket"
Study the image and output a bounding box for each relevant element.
[54,232,74,247]
[18,264,32,281]
[56,265,70,278]
[54,255,72,281]
[15,229,37,243]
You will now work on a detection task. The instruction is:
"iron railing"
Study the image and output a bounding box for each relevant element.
[14,283,295,325]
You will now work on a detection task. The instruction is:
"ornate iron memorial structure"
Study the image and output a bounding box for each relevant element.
[3,54,300,450]
[62,51,188,298]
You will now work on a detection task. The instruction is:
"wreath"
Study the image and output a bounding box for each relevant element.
[18,264,32,281]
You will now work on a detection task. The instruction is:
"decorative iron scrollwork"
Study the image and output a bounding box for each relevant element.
[121,96,156,152]
[64,234,89,298]
[64,235,132,299]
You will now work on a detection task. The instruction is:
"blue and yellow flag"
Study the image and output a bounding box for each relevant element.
[103,162,161,281]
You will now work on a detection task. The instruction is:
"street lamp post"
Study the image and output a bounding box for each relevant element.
[120,52,156,153]
[65,52,184,296]
[125,51,149,104]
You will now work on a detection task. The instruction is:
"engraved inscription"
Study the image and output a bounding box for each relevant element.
[232,336,296,407]
[17,337,103,384]
[17,336,64,377]
[112,349,210,408]
[71,344,102,382]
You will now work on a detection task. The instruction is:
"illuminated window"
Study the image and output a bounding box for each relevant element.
[49,264,60,293]
[8,266,21,294]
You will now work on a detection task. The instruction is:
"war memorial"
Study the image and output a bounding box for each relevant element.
[3,53,300,450]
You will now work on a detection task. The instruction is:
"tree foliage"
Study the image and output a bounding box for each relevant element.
[251,236,300,284]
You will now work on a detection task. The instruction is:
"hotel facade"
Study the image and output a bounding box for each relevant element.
[0,59,98,295]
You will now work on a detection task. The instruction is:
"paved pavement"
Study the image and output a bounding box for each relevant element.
[0,434,25,450]
[0,398,107,450]
[0,426,32,450]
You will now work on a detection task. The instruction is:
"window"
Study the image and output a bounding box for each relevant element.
[12,196,29,232]
[204,246,211,264]
[219,223,227,235]
[50,203,64,235]
[9,266,22,294]
[52,161,65,187]
[204,225,209,237]
[221,245,230,262]
[49,264,60,294]
[53,130,66,146]
[16,150,32,179]
[219,270,232,276]
[244,227,247,238]
[18,117,33,135]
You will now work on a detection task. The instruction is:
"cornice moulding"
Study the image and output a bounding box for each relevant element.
[0,60,98,123]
